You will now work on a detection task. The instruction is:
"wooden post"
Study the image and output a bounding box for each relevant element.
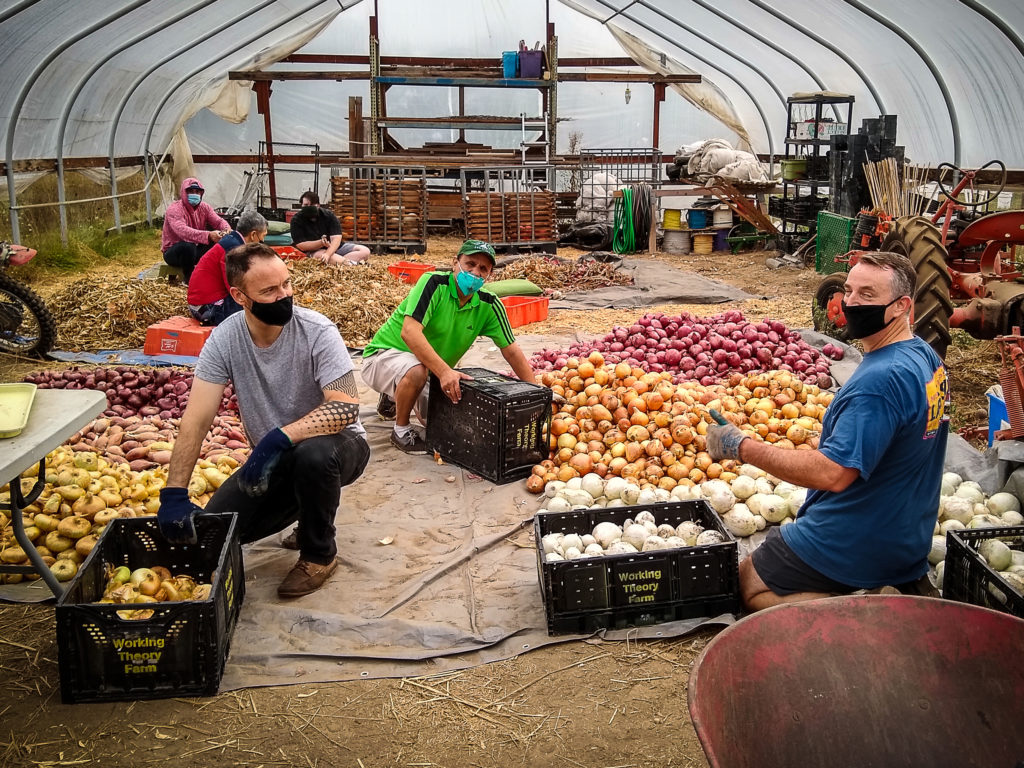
[254,80,277,208]
[349,96,364,159]
[652,82,666,151]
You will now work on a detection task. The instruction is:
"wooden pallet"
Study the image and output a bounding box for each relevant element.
[330,176,427,243]
[505,191,556,242]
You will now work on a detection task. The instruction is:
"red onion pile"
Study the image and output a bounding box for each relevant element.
[530,310,844,388]
[24,366,238,418]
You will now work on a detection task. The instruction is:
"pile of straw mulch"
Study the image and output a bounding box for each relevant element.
[496,256,633,292]
[48,276,188,351]
[289,260,413,345]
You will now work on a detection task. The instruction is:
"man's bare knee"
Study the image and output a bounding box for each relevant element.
[400,365,428,388]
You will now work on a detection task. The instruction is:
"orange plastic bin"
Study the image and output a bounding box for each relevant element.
[499,296,549,328]
[387,261,434,284]
[144,316,213,357]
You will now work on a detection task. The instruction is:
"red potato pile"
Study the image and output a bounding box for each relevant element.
[530,310,845,388]
[527,357,833,493]
[24,366,238,418]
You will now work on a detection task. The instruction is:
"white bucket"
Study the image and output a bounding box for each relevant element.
[712,206,733,229]
[663,229,691,254]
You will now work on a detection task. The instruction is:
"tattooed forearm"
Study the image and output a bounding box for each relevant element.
[284,400,360,441]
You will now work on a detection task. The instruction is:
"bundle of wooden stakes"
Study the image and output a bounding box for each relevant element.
[862,158,940,218]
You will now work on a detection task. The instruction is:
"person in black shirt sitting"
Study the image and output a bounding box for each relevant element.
[289,191,371,265]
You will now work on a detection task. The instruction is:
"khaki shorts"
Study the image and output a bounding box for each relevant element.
[361,348,429,423]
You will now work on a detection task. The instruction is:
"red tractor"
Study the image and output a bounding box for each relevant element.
[814,160,1024,358]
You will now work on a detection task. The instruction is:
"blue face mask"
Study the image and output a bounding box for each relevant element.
[186,193,202,206]
[456,264,485,295]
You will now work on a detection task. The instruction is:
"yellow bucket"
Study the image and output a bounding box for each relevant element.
[663,208,683,230]
[693,233,714,255]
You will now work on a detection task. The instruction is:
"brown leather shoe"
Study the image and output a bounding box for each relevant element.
[281,528,299,550]
[277,557,338,598]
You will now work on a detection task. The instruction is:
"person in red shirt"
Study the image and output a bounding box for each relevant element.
[187,210,267,325]
[161,177,231,284]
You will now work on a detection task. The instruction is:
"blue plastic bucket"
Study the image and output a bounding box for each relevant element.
[502,51,518,79]
[687,208,709,229]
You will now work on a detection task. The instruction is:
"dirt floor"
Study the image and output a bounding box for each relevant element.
[0,230,1000,767]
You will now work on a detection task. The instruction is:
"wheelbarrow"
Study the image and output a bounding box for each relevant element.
[688,595,1024,768]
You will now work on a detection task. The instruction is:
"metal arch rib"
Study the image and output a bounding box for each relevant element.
[54,1,210,242]
[585,0,776,157]
[141,0,347,211]
[105,0,282,230]
[746,0,886,116]
[842,0,960,164]
[4,0,153,243]
[0,0,44,26]
[682,0,844,123]
[959,0,1024,61]
[636,1,788,109]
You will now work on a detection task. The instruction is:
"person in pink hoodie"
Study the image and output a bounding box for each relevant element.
[161,176,231,284]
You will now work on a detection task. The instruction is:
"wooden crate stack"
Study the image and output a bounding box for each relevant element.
[380,178,426,243]
[505,191,555,242]
[464,192,506,243]
[330,176,426,243]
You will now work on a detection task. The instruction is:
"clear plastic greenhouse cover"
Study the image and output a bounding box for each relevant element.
[1,0,1022,216]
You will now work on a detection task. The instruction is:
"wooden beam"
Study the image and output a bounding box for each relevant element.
[231,69,700,85]
[280,53,639,67]
[349,96,364,159]
[253,80,277,207]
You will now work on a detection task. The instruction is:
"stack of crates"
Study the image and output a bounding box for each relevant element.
[426,367,551,484]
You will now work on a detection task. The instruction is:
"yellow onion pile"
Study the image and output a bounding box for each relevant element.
[97,564,213,620]
[527,352,833,493]
[0,445,240,584]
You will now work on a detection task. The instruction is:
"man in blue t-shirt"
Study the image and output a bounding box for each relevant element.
[708,251,949,611]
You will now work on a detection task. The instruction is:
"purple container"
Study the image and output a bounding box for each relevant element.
[518,50,543,79]
[714,229,729,251]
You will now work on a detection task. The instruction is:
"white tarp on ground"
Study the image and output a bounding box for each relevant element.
[220,334,733,691]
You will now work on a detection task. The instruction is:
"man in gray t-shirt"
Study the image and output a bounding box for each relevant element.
[159,243,370,598]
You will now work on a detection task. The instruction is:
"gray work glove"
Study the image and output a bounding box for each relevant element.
[707,409,748,461]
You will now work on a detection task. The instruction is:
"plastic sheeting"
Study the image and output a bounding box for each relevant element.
[1,0,1022,213]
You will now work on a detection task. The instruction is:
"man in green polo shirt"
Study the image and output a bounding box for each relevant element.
[362,239,537,454]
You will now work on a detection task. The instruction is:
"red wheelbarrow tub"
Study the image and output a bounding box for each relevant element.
[688,595,1024,768]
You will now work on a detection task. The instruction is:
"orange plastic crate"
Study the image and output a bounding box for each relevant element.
[387,261,434,284]
[499,296,549,328]
[271,245,306,261]
[144,316,214,357]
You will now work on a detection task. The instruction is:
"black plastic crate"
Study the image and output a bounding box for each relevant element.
[426,367,552,484]
[535,500,740,634]
[943,526,1024,618]
[56,513,245,703]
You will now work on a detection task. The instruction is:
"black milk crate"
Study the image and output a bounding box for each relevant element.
[943,526,1024,619]
[535,500,740,635]
[55,513,245,704]
[426,367,552,484]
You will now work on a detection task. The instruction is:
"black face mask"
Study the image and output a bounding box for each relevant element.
[840,296,902,339]
[244,294,293,326]
[300,205,318,217]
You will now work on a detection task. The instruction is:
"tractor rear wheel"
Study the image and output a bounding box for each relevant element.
[881,215,953,359]
[812,273,848,340]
